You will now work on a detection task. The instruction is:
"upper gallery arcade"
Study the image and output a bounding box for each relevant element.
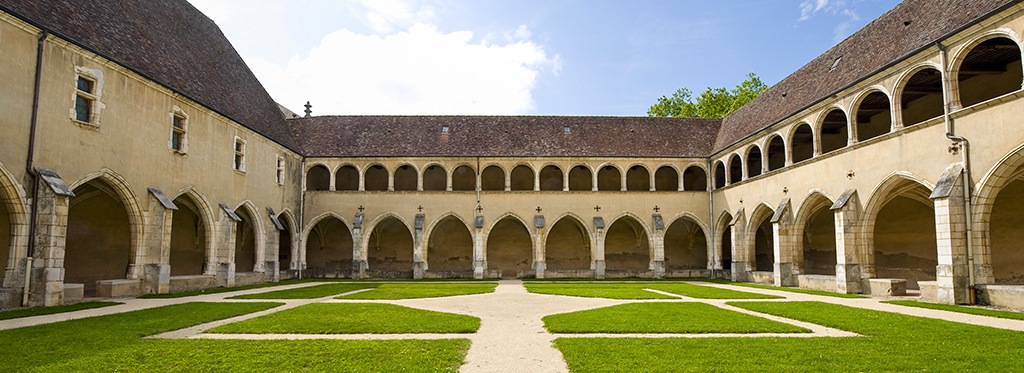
[0,0,1023,311]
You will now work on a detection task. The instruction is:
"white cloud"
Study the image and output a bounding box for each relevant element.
[798,0,833,21]
[358,0,435,34]
[253,23,559,115]
[797,0,862,41]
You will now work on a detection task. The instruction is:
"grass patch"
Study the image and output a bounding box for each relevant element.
[722,281,866,298]
[0,301,120,321]
[884,300,1024,320]
[555,301,1024,371]
[337,283,496,300]
[543,302,808,334]
[210,303,480,334]
[139,279,321,298]
[646,283,780,299]
[0,302,469,371]
[230,283,379,299]
[524,283,676,299]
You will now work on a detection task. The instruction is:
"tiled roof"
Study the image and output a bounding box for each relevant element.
[289,116,721,158]
[714,0,1018,153]
[0,0,298,151]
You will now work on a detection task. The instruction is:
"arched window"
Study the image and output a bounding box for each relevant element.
[597,166,621,191]
[305,165,330,191]
[900,68,943,127]
[958,37,1022,108]
[393,165,417,191]
[568,165,593,191]
[481,166,504,191]
[746,146,762,178]
[713,162,726,189]
[766,136,786,171]
[335,165,359,191]
[626,165,650,191]
[820,109,848,155]
[539,165,563,191]
[510,165,534,191]
[452,165,476,191]
[728,154,742,184]
[423,165,447,191]
[791,124,813,163]
[855,91,891,142]
[364,165,388,191]
[654,166,679,191]
[682,166,707,191]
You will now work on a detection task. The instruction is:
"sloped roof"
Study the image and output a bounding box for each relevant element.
[715,0,1018,153]
[0,0,298,151]
[290,116,721,158]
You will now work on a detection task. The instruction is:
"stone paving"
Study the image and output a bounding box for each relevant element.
[3,280,1024,372]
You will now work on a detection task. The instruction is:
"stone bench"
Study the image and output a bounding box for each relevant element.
[168,275,217,293]
[95,279,141,298]
[868,278,906,296]
[63,283,84,304]
[798,274,837,292]
[917,281,937,302]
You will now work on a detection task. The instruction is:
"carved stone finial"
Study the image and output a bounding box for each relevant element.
[304,101,312,118]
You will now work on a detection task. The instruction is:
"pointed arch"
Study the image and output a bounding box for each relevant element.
[747,203,776,272]
[545,214,592,272]
[425,213,474,274]
[276,209,297,271]
[715,211,734,271]
[664,214,709,271]
[974,143,1024,285]
[0,162,28,289]
[303,212,353,276]
[169,187,216,276]
[232,201,265,273]
[365,213,414,276]
[605,213,651,273]
[860,172,936,289]
[486,213,534,277]
[793,191,837,276]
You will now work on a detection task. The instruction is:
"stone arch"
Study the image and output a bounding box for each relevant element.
[481,165,505,191]
[168,188,215,276]
[303,212,353,276]
[747,203,776,272]
[597,164,622,191]
[654,165,680,191]
[746,145,763,178]
[790,123,814,163]
[852,89,893,142]
[305,163,331,191]
[365,214,414,276]
[425,213,474,274]
[568,165,593,191]
[510,164,535,191]
[66,170,144,294]
[818,108,849,155]
[715,211,734,271]
[974,143,1024,285]
[486,214,534,277]
[664,214,709,271]
[682,165,707,191]
[422,164,447,191]
[713,161,726,189]
[232,201,265,273]
[276,209,296,271]
[766,135,787,171]
[451,164,476,191]
[793,191,837,276]
[626,164,651,191]
[335,164,359,191]
[539,165,563,191]
[604,213,651,273]
[895,64,944,128]
[728,154,743,184]
[544,214,592,272]
[860,172,936,289]
[364,164,389,191]
[0,162,29,289]
[393,164,419,191]
[952,32,1023,108]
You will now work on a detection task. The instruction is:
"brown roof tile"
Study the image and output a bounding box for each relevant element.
[715,0,1018,153]
[289,116,721,158]
[0,0,298,151]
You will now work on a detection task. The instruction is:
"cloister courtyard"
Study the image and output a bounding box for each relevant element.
[2,279,1024,372]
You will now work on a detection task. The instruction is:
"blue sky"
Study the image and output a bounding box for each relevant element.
[188,0,901,116]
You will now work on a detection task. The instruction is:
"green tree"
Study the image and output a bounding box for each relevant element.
[648,73,768,118]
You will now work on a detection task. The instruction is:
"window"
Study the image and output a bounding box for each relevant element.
[233,137,246,172]
[70,66,104,126]
[276,156,286,185]
[169,107,188,154]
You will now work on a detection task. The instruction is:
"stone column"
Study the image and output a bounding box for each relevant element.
[729,209,750,282]
[351,213,367,279]
[533,215,546,279]
[413,214,427,279]
[28,178,71,306]
[593,217,606,279]
[832,190,863,294]
[771,199,797,287]
[931,164,971,304]
[140,192,173,294]
[650,214,665,278]
[473,216,486,279]
[215,212,237,287]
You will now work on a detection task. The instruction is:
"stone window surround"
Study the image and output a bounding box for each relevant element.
[233,136,246,173]
[168,106,189,154]
[69,66,106,128]
[276,155,286,185]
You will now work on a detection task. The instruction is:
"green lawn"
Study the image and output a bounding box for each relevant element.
[210,303,480,334]
[543,302,809,334]
[524,283,676,299]
[336,283,496,300]
[0,302,469,371]
[0,301,121,321]
[717,281,866,298]
[230,283,379,299]
[555,301,1024,371]
[646,283,781,299]
[139,279,318,298]
[884,300,1024,320]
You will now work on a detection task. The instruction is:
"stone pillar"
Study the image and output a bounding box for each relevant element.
[771,199,797,287]
[593,218,606,279]
[413,213,427,279]
[28,179,70,306]
[140,192,172,294]
[931,164,971,304]
[533,216,546,279]
[729,209,750,282]
[351,223,367,279]
[216,214,237,287]
[265,224,280,282]
[473,218,486,279]
[650,214,665,278]
[832,190,863,294]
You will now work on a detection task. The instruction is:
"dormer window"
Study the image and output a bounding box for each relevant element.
[563,126,571,134]
[442,124,450,134]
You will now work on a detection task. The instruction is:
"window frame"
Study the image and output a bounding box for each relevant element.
[168,106,189,154]
[69,66,105,127]
[276,155,286,185]
[233,136,247,173]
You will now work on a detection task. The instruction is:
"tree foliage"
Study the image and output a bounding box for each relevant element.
[647,73,769,118]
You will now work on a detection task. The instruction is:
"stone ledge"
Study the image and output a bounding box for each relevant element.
[977,284,1024,311]
[63,283,84,304]
[868,278,906,296]
[96,279,141,298]
[799,274,837,292]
